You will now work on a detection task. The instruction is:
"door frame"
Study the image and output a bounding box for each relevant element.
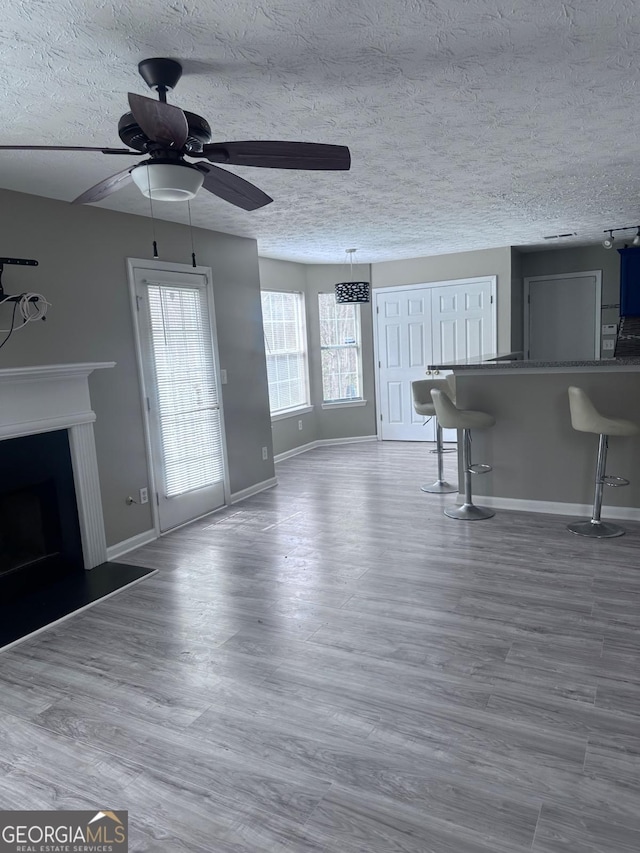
[523,270,602,360]
[127,257,230,537]
[372,276,497,440]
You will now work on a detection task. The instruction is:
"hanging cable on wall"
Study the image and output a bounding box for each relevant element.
[147,170,159,258]
[0,258,50,351]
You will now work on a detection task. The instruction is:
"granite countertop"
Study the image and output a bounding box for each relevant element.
[426,354,640,370]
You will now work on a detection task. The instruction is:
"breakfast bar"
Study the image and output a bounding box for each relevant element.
[426,355,640,517]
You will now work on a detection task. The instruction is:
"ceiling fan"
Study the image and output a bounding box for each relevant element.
[0,58,351,211]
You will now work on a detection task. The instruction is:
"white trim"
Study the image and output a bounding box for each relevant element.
[274,434,377,463]
[321,399,367,410]
[0,570,158,655]
[472,494,640,521]
[372,276,498,441]
[106,529,158,561]
[127,258,229,536]
[0,412,96,442]
[523,270,602,360]
[230,477,278,504]
[271,404,314,422]
[274,441,317,462]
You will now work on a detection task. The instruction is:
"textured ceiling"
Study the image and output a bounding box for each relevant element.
[1,0,639,262]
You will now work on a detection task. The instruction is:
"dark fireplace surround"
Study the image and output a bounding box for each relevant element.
[0,430,83,602]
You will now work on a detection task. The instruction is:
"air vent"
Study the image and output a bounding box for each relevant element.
[543,232,578,240]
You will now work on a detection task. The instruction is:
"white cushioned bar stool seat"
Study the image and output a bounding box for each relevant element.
[431,389,496,520]
[411,376,457,494]
[567,386,640,538]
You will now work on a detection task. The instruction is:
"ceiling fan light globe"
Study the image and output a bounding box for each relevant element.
[131,162,204,201]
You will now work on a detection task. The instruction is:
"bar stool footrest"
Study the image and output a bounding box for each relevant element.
[602,475,630,487]
[467,463,492,475]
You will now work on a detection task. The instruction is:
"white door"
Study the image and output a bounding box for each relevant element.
[132,266,226,532]
[376,288,435,440]
[376,278,495,441]
[525,272,601,361]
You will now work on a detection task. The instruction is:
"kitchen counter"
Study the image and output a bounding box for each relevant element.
[442,362,640,518]
[427,354,640,372]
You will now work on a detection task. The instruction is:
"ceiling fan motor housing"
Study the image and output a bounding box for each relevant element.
[117,110,212,154]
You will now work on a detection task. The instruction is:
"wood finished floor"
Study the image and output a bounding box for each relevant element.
[1,441,640,852]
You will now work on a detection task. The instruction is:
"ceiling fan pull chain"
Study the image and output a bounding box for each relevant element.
[187,200,197,267]
[147,169,159,258]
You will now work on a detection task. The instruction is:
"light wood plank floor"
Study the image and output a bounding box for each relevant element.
[1,441,640,852]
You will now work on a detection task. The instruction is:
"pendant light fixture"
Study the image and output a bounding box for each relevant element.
[335,248,370,303]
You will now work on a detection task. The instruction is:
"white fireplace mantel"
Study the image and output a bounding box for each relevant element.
[0,362,116,568]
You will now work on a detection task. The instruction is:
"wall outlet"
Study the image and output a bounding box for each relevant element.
[262,446,268,460]
[298,419,303,430]
[220,368,228,384]
[602,338,615,351]
[139,487,149,504]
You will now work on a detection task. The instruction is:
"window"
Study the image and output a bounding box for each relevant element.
[318,293,363,402]
[261,290,309,414]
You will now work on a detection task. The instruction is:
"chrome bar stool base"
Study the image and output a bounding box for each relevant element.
[445,502,495,521]
[567,520,625,539]
[421,479,457,494]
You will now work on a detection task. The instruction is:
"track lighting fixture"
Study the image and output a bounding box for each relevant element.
[603,225,640,249]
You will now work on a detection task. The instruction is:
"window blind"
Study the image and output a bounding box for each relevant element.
[147,283,224,498]
[318,293,362,401]
[261,290,308,413]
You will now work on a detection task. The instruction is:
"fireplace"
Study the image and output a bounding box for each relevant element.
[0,362,115,581]
[0,430,84,601]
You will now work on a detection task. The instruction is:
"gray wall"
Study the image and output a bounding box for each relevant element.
[259,257,377,457]
[371,247,514,352]
[0,189,273,547]
[520,244,621,357]
[510,249,524,353]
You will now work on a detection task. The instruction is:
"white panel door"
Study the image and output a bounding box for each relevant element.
[133,267,226,532]
[430,279,495,365]
[376,288,435,440]
[376,278,495,442]
[526,273,600,361]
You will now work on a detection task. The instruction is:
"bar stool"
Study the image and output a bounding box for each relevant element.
[567,386,640,538]
[430,388,496,520]
[411,377,457,494]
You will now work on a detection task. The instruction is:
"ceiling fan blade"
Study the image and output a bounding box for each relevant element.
[0,145,140,154]
[200,141,351,170]
[128,93,189,149]
[197,164,273,211]
[71,167,134,205]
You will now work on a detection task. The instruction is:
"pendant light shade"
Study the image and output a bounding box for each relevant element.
[335,249,370,303]
[131,162,204,201]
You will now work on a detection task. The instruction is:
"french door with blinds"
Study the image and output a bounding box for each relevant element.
[131,264,226,532]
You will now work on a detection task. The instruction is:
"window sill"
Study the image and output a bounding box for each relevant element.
[271,404,314,422]
[321,399,367,410]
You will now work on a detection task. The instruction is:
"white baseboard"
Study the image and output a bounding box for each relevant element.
[106,529,158,561]
[473,494,640,522]
[275,435,377,464]
[230,476,278,504]
[274,441,318,463]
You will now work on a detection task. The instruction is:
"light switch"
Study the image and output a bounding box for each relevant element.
[602,339,615,351]
[602,324,618,335]
[220,369,228,384]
